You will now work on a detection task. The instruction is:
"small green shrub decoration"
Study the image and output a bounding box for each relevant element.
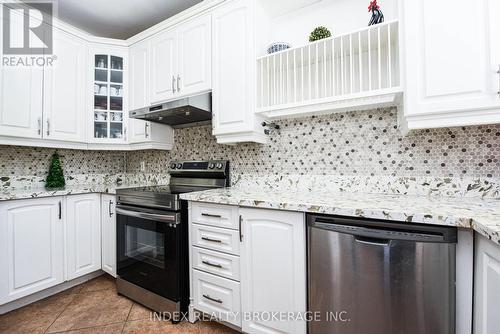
[309,26,331,42]
[45,152,66,189]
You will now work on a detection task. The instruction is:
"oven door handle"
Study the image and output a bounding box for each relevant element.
[116,207,180,224]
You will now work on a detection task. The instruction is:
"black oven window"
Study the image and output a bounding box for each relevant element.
[125,225,165,269]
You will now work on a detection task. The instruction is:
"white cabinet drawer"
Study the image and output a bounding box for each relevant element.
[192,246,240,281]
[191,202,239,230]
[192,269,241,326]
[191,223,240,255]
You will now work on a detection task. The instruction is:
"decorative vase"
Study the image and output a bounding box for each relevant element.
[368,0,384,26]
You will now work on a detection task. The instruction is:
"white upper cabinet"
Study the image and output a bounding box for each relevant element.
[43,27,87,143]
[129,39,174,149]
[402,0,500,130]
[0,8,43,139]
[65,194,101,280]
[88,46,128,144]
[150,13,212,104]
[177,13,212,97]
[0,197,64,305]
[239,208,306,334]
[150,28,178,103]
[211,0,267,144]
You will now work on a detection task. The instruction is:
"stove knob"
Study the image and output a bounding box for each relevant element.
[208,163,215,169]
[176,163,182,169]
[170,163,176,169]
[216,163,224,169]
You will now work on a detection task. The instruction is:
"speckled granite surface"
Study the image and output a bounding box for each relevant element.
[180,187,500,245]
[0,173,170,201]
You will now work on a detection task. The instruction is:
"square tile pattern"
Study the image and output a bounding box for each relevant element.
[0,275,239,334]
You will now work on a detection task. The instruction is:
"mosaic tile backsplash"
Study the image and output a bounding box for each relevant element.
[1,108,499,197]
[126,108,500,179]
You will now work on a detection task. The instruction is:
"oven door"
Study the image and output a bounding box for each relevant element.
[116,205,181,301]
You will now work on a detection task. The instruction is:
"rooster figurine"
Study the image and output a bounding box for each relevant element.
[368,0,384,26]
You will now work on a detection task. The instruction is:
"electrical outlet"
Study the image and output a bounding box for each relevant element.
[140,161,146,172]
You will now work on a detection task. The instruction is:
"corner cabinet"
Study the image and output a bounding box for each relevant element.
[0,197,65,305]
[474,234,500,334]
[211,0,267,144]
[88,46,128,146]
[401,0,500,130]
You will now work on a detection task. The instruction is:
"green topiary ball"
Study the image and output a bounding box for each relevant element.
[309,26,332,42]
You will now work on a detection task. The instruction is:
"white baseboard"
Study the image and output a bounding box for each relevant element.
[0,270,105,315]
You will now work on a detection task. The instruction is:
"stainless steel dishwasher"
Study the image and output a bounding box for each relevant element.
[307,214,457,334]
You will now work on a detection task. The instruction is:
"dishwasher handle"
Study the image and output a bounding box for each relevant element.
[311,220,449,243]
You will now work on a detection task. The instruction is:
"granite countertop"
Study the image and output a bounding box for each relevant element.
[180,187,500,245]
[0,183,162,201]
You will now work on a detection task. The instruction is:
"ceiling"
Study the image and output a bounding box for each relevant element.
[45,0,203,39]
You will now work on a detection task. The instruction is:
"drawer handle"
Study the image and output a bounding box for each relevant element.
[202,260,223,269]
[203,294,223,304]
[202,237,222,243]
[201,213,222,218]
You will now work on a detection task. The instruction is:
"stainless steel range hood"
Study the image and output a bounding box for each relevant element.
[129,92,212,128]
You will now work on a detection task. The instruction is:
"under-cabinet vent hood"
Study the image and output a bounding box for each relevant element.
[129,93,212,128]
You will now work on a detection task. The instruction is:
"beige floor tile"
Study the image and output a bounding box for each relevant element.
[127,303,153,321]
[198,320,240,334]
[0,292,76,334]
[57,322,125,334]
[78,275,116,293]
[46,289,133,333]
[122,319,176,334]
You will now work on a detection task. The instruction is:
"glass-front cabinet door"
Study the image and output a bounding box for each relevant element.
[89,47,128,144]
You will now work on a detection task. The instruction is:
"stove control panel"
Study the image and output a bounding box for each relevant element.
[169,160,229,171]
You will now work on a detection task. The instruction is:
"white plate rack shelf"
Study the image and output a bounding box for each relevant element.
[256,20,402,119]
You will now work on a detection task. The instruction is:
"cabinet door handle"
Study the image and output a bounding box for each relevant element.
[177,75,180,92]
[203,294,223,304]
[46,119,50,136]
[123,126,127,140]
[239,215,243,242]
[201,213,222,218]
[58,201,62,220]
[109,200,114,217]
[497,65,500,97]
[201,236,222,243]
[172,76,175,93]
[37,118,41,135]
[202,260,223,269]
[145,123,149,139]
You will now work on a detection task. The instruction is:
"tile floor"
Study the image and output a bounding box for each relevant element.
[0,275,240,334]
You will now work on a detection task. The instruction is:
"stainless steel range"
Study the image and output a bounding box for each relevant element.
[115,161,229,322]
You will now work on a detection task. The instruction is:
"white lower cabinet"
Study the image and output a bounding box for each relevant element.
[101,195,117,277]
[66,194,102,280]
[0,197,64,304]
[189,202,306,334]
[474,233,500,334]
[240,208,306,334]
[192,269,241,326]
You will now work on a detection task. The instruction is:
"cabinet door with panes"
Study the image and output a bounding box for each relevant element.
[90,48,128,143]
